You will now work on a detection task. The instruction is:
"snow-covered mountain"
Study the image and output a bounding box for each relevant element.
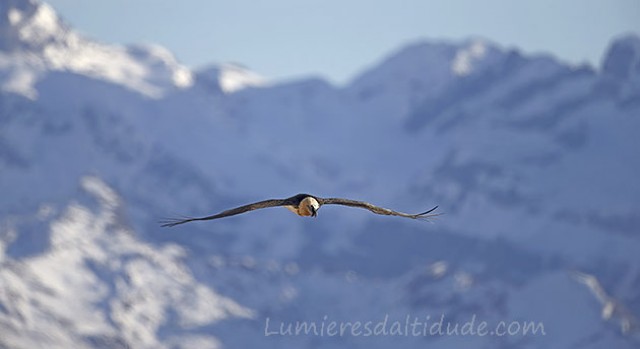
[1,0,639,348]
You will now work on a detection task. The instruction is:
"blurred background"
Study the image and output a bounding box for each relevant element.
[1,0,639,348]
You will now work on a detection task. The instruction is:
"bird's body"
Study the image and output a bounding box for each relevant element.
[160,193,438,227]
[285,196,320,217]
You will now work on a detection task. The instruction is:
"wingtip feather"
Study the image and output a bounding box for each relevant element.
[418,205,439,215]
[159,217,192,228]
[414,205,441,220]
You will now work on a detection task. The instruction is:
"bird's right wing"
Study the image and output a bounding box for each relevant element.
[160,198,294,227]
[319,197,439,220]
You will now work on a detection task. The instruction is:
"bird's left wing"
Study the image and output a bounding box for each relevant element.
[319,197,439,220]
[160,197,295,227]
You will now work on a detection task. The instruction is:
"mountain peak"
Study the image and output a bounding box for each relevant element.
[0,0,194,99]
[0,0,69,52]
[345,38,505,119]
[601,33,640,81]
[195,63,266,93]
[451,38,504,76]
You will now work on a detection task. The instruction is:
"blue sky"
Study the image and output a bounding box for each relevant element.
[46,0,640,84]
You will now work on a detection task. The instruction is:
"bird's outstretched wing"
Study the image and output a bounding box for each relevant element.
[160,198,295,227]
[319,197,439,219]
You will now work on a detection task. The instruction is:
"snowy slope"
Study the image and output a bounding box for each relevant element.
[1,0,640,348]
[1,177,253,349]
[0,0,192,98]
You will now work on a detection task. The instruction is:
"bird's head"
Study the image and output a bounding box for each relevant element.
[302,197,320,217]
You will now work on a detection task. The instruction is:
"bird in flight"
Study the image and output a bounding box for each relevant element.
[160,193,439,227]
